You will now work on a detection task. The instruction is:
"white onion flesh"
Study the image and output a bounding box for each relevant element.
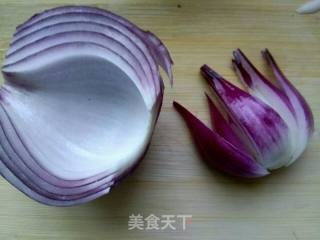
[0,6,173,206]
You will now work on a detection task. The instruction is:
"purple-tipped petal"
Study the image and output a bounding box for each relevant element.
[205,94,247,152]
[173,101,269,178]
[233,49,277,90]
[201,64,291,170]
[262,49,314,164]
[232,49,299,166]
[262,49,314,133]
[232,49,294,112]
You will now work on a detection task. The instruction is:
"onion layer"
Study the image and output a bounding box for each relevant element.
[174,49,313,178]
[0,6,173,206]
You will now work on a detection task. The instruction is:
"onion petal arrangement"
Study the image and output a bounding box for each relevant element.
[174,49,314,178]
[0,6,173,206]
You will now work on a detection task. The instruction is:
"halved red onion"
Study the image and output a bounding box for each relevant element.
[0,6,173,206]
[174,50,313,178]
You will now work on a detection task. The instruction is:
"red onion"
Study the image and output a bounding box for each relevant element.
[174,49,314,178]
[0,6,173,206]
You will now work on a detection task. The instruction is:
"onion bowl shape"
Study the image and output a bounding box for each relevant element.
[174,49,314,178]
[0,6,173,206]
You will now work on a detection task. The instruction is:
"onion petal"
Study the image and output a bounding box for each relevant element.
[173,101,269,178]
[205,94,247,152]
[174,49,313,177]
[201,64,291,170]
[262,49,314,165]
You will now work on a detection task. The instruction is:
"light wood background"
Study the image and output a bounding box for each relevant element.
[0,0,319,239]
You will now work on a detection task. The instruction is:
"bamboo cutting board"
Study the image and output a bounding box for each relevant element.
[0,0,319,239]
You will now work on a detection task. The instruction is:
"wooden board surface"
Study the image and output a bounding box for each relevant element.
[0,0,319,239]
